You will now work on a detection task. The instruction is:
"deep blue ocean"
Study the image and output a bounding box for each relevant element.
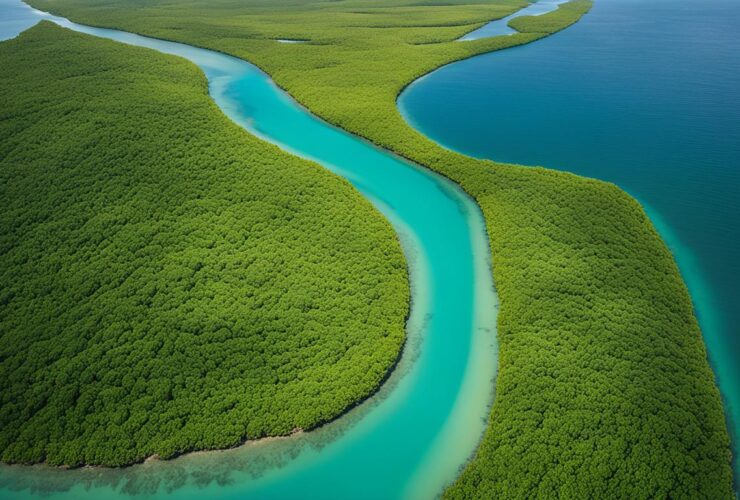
[400,0,740,480]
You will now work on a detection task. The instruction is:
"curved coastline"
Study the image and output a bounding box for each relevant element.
[0,1,499,499]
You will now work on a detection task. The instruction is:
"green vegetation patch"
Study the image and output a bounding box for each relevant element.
[444,166,733,498]
[0,22,408,467]
[14,0,736,495]
[508,0,593,34]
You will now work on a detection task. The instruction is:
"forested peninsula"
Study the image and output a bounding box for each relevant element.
[8,0,736,496]
[0,23,408,467]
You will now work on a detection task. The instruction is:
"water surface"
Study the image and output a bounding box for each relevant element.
[400,0,740,483]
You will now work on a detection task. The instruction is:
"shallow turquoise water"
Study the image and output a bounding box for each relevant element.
[0,1,499,498]
[400,0,740,484]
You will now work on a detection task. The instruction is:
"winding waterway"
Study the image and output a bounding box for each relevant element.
[459,0,567,40]
[0,0,500,498]
[400,0,740,486]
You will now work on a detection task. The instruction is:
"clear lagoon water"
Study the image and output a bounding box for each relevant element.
[400,0,740,484]
[0,1,499,498]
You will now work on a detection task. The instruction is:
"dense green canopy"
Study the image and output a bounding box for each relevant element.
[0,23,407,467]
[444,167,733,498]
[11,0,736,495]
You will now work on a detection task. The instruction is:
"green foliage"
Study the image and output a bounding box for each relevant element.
[443,167,734,499]
[0,23,408,467]
[13,0,735,495]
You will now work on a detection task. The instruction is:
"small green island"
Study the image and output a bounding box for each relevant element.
[0,0,735,498]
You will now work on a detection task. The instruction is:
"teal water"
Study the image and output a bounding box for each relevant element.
[0,1,499,498]
[399,0,740,485]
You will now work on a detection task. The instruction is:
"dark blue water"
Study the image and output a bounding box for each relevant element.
[400,0,740,483]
